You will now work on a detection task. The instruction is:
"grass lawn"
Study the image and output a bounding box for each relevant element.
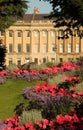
[0,74,82,120]
[0,78,42,120]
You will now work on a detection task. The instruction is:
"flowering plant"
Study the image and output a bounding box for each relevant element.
[1,111,83,130]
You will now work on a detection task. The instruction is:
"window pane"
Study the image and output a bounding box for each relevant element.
[59,58,63,62]
[42,44,47,53]
[76,43,79,53]
[51,31,55,37]
[34,30,39,37]
[9,58,12,65]
[0,31,4,36]
[51,58,55,62]
[18,44,21,53]
[43,58,46,63]
[59,30,64,37]
[26,44,30,52]
[9,30,13,37]
[17,59,21,66]
[26,31,30,37]
[34,58,38,63]
[9,44,13,53]
[59,44,63,53]
[42,30,47,36]
[51,44,55,53]
[68,43,72,53]
[18,31,22,37]
[34,44,38,53]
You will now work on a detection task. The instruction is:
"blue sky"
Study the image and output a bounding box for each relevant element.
[27,0,52,14]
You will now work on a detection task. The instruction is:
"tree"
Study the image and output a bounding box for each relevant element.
[0,0,28,31]
[0,0,28,68]
[0,40,6,68]
[41,0,83,37]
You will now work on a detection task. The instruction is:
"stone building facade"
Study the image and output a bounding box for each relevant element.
[0,8,83,66]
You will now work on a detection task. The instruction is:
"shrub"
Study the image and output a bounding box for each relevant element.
[19,109,42,125]
[7,63,18,72]
[72,96,83,118]
[45,62,55,68]
[22,86,72,120]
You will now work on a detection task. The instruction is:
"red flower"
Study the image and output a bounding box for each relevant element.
[49,120,55,127]
[25,122,33,128]
[35,120,42,128]
[42,119,49,129]
[72,114,79,123]
[56,115,65,125]
[70,86,76,92]
[76,91,83,96]
[64,114,72,122]
[72,93,77,97]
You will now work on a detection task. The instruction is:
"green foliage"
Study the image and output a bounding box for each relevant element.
[72,96,83,118]
[41,0,83,37]
[42,96,72,120]
[34,63,47,72]
[7,63,18,72]
[0,0,28,31]
[0,43,7,67]
[21,63,31,70]
[14,103,25,116]
[45,61,55,68]
[19,109,42,125]
[25,62,46,71]
[0,66,83,121]
[47,73,65,85]
[76,82,83,91]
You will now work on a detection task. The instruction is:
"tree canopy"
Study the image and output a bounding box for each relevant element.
[41,0,83,37]
[0,40,6,68]
[0,0,28,31]
[0,0,28,68]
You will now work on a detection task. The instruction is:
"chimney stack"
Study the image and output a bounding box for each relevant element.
[34,7,39,14]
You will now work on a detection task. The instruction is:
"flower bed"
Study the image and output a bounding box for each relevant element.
[0,61,83,130]
[0,62,80,84]
[1,112,83,130]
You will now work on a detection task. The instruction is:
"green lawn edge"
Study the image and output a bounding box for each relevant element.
[0,78,42,120]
